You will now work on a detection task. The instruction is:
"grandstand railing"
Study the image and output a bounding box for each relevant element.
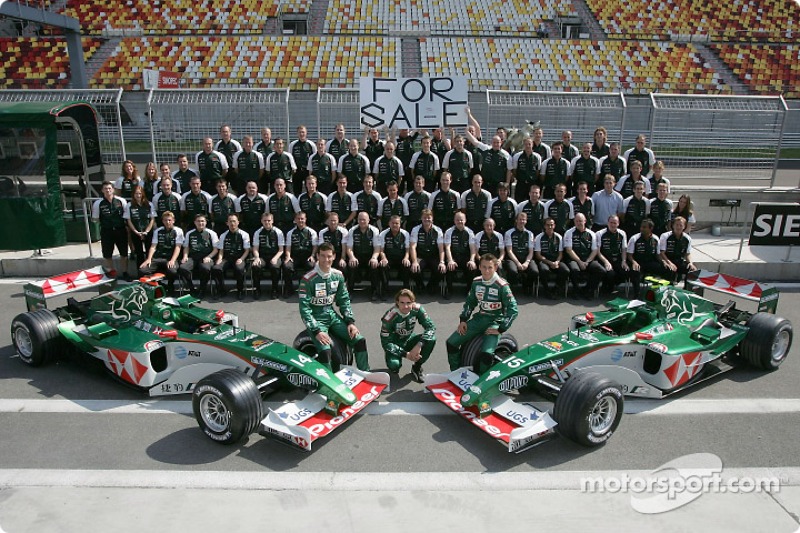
[316,88,359,139]
[0,88,126,164]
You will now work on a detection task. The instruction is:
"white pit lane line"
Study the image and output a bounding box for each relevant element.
[1,398,800,416]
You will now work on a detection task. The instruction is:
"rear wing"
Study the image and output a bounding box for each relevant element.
[24,266,116,311]
[685,270,779,314]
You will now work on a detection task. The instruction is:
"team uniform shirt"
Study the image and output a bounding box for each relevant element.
[408,150,440,189]
[377,228,411,262]
[123,202,152,233]
[444,226,475,261]
[591,189,625,228]
[621,195,650,236]
[562,143,580,162]
[377,196,409,228]
[338,152,371,188]
[298,266,354,335]
[326,138,349,163]
[460,189,492,230]
[534,231,564,262]
[595,228,628,263]
[252,226,285,258]
[265,152,297,183]
[624,146,656,177]
[532,142,551,162]
[473,230,503,257]
[516,199,546,235]
[615,175,652,198]
[184,228,219,257]
[317,225,348,259]
[114,177,141,199]
[289,139,316,173]
[307,152,338,190]
[430,137,449,164]
[464,139,483,176]
[196,150,229,187]
[215,139,243,167]
[627,232,660,263]
[569,155,601,194]
[543,198,575,235]
[428,189,461,230]
[486,197,519,235]
[460,273,518,333]
[591,142,610,159]
[598,155,626,181]
[215,228,251,258]
[232,149,265,186]
[364,139,385,167]
[150,191,182,224]
[394,132,418,169]
[345,224,380,260]
[285,226,318,256]
[504,227,535,261]
[648,176,671,199]
[540,156,569,191]
[325,191,357,224]
[267,192,301,231]
[298,191,328,230]
[471,140,511,190]
[563,227,598,261]
[152,178,182,197]
[511,151,542,191]
[380,304,436,360]
[255,139,274,160]
[648,197,674,234]
[570,195,595,228]
[658,231,693,262]
[150,226,185,259]
[209,193,238,229]
[235,193,269,232]
[92,196,127,230]
[403,189,431,229]
[441,149,474,188]
[354,190,383,226]
[410,224,444,258]
[180,190,213,225]
[372,155,405,190]
[171,168,198,195]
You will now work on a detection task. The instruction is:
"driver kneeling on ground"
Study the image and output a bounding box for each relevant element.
[446,253,518,372]
[380,288,436,382]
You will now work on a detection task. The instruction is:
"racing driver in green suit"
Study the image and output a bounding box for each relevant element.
[446,253,518,372]
[380,288,436,382]
[298,242,370,371]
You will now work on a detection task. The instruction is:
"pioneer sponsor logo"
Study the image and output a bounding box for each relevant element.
[310,296,335,305]
[528,359,563,374]
[498,375,528,392]
[307,385,382,437]
[287,373,319,389]
[432,388,510,439]
[252,357,288,372]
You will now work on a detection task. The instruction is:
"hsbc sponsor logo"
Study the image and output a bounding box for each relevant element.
[287,373,319,389]
[498,375,528,392]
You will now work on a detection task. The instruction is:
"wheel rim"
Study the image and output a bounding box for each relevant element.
[199,394,230,433]
[772,330,791,363]
[14,327,33,360]
[589,396,618,435]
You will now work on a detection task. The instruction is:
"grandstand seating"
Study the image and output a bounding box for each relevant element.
[324,0,576,35]
[63,0,283,35]
[0,37,102,89]
[584,0,800,41]
[713,43,799,98]
[90,36,400,90]
[420,38,728,94]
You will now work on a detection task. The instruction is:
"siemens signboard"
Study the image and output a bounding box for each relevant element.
[749,203,800,246]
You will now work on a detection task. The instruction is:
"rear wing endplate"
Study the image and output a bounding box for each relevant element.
[24,266,116,311]
[685,269,779,314]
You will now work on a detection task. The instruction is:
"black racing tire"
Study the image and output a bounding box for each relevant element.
[292,330,352,372]
[11,310,64,367]
[740,313,793,371]
[460,335,484,371]
[192,369,263,445]
[495,333,519,358]
[553,371,624,447]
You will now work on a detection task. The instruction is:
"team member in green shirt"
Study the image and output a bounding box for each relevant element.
[445,253,518,372]
[298,242,370,371]
[380,289,436,382]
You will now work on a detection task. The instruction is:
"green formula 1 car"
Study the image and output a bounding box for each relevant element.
[11,267,389,450]
[426,270,793,453]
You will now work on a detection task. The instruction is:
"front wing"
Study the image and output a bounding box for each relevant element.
[425,369,557,453]
[259,366,390,451]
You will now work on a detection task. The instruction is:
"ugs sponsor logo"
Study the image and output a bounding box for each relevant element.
[498,375,528,392]
[307,385,382,437]
[252,357,288,372]
[287,373,319,389]
[501,406,539,425]
[432,388,510,439]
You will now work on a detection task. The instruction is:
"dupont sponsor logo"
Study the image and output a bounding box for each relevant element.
[287,373,319,389]
[498,375,528,392]
[252,357,288,373]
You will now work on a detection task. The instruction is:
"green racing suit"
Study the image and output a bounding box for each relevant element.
[380,303,436,372]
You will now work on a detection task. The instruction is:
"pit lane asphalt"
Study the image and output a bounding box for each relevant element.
[1,283,799,532]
